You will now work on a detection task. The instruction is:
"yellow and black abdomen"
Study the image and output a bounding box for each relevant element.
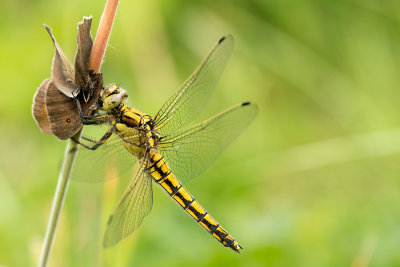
[146,151,242,252]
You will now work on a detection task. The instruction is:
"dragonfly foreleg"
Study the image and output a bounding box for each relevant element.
[75,98,111,125]
[73,127,114,150]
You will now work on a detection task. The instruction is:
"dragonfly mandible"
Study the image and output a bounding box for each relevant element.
[74,35,258,252]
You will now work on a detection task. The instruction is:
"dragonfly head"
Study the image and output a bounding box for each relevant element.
[100,84,128,111]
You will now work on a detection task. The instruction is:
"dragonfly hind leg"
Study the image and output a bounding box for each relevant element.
[73,127,113,151]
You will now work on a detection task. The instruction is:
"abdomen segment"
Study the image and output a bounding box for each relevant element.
[147,151,242,252]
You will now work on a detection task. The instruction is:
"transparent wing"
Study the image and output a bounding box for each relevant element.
[159,102,258,183]
[154,35,234,136]
[103,160,153,247]
[71,127,138,183]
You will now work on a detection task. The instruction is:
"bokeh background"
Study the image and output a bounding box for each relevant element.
[1,0,400,266]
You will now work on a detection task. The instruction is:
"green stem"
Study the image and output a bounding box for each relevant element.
[38,132,81,267]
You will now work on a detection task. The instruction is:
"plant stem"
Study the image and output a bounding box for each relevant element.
[38,132,80,267]
[90,0,119,73]
[38,1,119,266]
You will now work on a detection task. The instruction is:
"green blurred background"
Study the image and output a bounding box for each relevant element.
[1,0,400,266]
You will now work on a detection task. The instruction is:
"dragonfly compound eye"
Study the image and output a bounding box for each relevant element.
[101,87,129,110]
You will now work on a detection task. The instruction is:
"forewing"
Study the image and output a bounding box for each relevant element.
[45,25,77,97]
[71,128,137,183]
[154,35,234,136]
[159,102,258,183]
[103,161,153,247]
[74,16,93,88]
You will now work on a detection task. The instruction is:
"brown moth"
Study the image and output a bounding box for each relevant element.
[32,16,103,140]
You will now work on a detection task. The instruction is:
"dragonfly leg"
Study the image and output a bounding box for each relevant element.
[75,98,111,125]
[73,127,114,151]
[80,136,100,143]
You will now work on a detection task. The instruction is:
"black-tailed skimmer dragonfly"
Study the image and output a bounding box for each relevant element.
[74,35,258,252]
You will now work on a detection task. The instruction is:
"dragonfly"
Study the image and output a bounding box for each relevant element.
[74,35,258,252]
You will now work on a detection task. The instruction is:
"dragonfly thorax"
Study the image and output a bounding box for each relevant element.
[117,106,152,129]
